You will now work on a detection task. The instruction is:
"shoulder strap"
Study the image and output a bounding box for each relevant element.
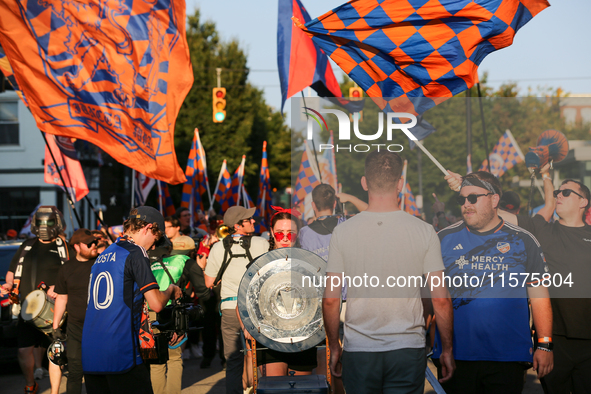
[213,236,254,286]
[13,238,37,294]
[157,258,177,286]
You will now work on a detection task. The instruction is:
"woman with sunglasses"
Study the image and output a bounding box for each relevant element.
[241,207,318,385]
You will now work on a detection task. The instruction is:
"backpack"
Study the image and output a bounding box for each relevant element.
[213,235,254,287]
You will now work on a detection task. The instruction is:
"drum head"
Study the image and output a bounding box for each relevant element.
[21,290,47,321]
[237,248,327,353]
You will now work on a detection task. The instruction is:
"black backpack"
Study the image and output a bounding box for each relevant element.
[213,235,254,287]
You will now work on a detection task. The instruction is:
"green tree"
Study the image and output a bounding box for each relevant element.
[168,10,291,211]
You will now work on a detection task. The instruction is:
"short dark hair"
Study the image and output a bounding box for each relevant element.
[165,216,180,227]
[269,211,300,251]
[175,207,189,218]
[364,151,403,193]
[312,184,336,211]
[123,208,163,239]
[561,179,591,215]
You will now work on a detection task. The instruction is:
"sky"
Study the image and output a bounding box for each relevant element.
[189,0,591,125]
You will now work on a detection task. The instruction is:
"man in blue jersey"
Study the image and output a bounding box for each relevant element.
[82,206,182,394]
[434,171,553,393]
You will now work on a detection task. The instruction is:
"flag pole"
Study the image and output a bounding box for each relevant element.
[40,131,82,227]
[477,83,491,173]
[131,168,136,209]
[210,160,227,211]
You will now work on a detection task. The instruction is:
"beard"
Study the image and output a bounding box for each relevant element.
[462,207,496,231]
[79,248,99,260]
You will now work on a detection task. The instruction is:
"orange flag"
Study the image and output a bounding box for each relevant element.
[0,0,191,184]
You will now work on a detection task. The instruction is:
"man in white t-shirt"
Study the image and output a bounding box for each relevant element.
[323,151,455,393]
[204,206,269,394]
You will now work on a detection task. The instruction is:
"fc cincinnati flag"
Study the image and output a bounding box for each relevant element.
[278,0,346,114]
[0,0,192,184]
[44,134,88,202]
[157,181,176,217]
[293,142,320,206]
[181,129,211,217]
[479,129,525,177]
[220,156,246,212]
[295,0,549,115]
[318,131,338,192]
[213,160,231,209]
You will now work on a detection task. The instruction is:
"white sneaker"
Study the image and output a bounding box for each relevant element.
[34,368,44,380]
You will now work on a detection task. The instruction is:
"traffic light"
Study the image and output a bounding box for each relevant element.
[212,87,226,123]
[349,86,363,100]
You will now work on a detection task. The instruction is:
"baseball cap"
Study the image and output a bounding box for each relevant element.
[6,229,17,238]
[132,206,165,233]
[70,229,96,247]
[223,206,256,227]
[171,235,196,255]
[499,191,521,211]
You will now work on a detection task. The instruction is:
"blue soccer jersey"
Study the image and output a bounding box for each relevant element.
[433,220,547,362]
[82,239,159,374]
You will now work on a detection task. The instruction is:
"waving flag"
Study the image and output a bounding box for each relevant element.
[295,0,549,114]
[134,171,155,207]
[399,160,420,217]
[0,0,192,184]
[479,129,525,177]
[255,142,273,232]
[220,156,246,212]
[318,130,338,191]
[293,142,321,206]
[278,0,343,114]
[44,134,89,202]
[157,181,176,217]
[213,160,231,206]
[180,129,210,216]
[0,51,27,105]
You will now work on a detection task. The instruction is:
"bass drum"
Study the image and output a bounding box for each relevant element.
[237,248,327,353]
[21,290,66,334]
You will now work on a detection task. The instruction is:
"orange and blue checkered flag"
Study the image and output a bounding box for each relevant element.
[157,181,176,217]
[242,185,255,209]
[295,0,549,114]
[181,129,210,217]
[213,160,231,208]
[0,0,192,184]
[220,156,246,212]
[255,142,273,233]
[479,129,525,177]
[399,160,420,217]
[293,142,321,206]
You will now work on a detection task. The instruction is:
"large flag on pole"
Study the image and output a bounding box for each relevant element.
[220,156,246,212]
[293,142,321,207]
[0,0,192,184]
[255,142,273,233]
[213,160,231,207]
[242,185,255,209]
[134,172,155,207]
[295,0,549,115]
[180,129,210,217]
[278,0,343,114]
[44,134,89,202]
[479,129,525,177]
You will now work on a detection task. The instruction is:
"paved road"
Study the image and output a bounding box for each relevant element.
[0,354,544,393]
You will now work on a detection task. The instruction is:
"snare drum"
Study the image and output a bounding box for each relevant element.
[21,290,66,334]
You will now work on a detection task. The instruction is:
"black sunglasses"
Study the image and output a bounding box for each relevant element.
[553,189,584,199]
[86,240,98,248]
[456,193,493,206]
[239,217,253,225]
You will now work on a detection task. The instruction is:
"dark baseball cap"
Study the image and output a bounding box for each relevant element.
[70,229,96,247]
[499,191,521,211]
[132,206,165,233]
[223,206,256,227]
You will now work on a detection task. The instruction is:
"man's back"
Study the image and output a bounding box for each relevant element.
[327,210,444,351]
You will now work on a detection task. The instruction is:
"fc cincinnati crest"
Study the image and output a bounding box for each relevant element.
[497,242,510,253]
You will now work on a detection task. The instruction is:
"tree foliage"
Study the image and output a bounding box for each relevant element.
[169,10,291,209]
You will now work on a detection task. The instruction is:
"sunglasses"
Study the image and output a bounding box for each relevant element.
[239,217,253,225]
[86,240,98,248]
[553,189,584,199]
[273,232,296,242]
[456,193,493,206]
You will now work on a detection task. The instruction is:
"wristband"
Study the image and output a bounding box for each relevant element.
[537,347,552,353]
[538,337,552,343]
[537,342,553,351]
[542,174,551,181]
